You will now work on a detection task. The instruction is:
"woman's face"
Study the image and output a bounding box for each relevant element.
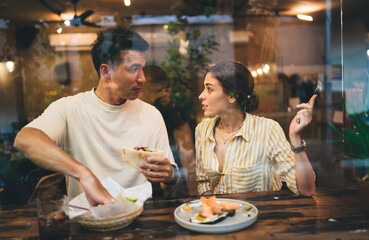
[198,73,233,117]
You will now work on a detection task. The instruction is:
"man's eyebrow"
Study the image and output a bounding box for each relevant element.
[128,63,143,68]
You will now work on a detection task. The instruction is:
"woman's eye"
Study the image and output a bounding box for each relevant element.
[207,87,212,92]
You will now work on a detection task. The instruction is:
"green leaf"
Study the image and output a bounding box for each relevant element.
[326,140,351,154]
[343,128,369,158]
[353,118,369,152]
[327,121,344,139]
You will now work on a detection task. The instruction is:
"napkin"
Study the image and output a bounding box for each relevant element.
[69,177,152,219]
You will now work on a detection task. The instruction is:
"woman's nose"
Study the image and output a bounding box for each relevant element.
[199,90,205,100]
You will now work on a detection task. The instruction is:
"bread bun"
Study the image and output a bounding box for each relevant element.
[122,147,163,169]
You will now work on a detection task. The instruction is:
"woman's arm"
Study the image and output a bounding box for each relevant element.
[289,95,317,196]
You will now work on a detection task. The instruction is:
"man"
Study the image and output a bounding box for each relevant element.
[14,27,178,206]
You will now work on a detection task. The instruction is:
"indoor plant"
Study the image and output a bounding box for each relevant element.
[327,110,369,214]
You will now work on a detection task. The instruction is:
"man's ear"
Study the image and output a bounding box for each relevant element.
[100,64,110,80]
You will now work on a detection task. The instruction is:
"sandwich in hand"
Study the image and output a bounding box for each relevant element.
[122,147,163,169]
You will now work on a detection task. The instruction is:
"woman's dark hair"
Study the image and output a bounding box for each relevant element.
[91,27,149,77]
[205,61,259,113]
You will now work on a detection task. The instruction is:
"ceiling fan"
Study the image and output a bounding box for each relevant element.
[39,0,101,27]
[69,0,101,27]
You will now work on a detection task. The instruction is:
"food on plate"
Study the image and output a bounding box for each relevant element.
[190,196,241,224]
[243,204,253,211]
[122,147,163,169]
[182,204,191,211]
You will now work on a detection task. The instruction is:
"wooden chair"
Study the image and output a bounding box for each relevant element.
[27,172,65,204]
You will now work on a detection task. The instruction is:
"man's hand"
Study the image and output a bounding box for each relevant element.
[79,170,117,207]
[138,156,174,183]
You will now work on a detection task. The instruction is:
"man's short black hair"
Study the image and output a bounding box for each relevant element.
[91,27,149,77]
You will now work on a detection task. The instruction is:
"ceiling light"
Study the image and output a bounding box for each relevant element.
[251,71,257,77]
[124,0,131,6]
[60,13,75,21]
[6,61,15,73]
[257,68,263,75]
[262,64,270,73]
[64,20,71,26]
[57,28,63,34]
[367,49,369,57]
[297,14,313,21]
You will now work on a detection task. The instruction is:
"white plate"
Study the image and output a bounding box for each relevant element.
[174,198,258,233]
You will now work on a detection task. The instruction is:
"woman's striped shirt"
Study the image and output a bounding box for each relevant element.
[195,113,299,195]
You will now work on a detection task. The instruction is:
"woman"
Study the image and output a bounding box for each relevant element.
[196,61,316,196]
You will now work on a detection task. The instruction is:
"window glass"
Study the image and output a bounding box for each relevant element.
[0,0,367,203]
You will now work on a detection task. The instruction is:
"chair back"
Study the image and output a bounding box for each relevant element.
[27,173,65,204]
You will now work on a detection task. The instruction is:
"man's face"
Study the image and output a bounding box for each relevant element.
[109,50,147,102]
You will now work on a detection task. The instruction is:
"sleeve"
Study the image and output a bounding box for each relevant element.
[25,99,67,145]
[268,121,299,195]
[155,111,176,166]
[195,124,211,195]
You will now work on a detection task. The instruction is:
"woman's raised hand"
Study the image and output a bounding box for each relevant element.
[289,94,317,137]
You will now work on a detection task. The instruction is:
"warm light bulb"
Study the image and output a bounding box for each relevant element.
[257,68,263,75]
[262,64,270,73]
[64,20,70,26]
[367,49,369,57]
[6,61,15,73]
[124,0,131,6]
[251,71,257,77]
[297,14,313,21]
[57,28,63,34]
[163,24,168,30]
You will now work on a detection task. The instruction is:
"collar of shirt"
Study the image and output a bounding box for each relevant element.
[203,113,254,144]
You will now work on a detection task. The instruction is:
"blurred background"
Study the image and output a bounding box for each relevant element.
[0,0,368,203]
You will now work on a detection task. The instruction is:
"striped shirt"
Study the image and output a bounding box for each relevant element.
[195,113,299,195]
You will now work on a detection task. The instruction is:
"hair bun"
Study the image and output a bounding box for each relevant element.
[245,93,259,113]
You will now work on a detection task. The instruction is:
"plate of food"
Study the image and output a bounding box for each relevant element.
[174,196,258,233]
[122,147,163,169]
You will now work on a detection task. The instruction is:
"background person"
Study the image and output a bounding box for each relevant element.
[140,65,197,196]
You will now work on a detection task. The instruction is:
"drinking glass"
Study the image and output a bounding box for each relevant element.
[37,194,70,240]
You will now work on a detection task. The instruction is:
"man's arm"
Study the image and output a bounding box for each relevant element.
[14,127,116,206]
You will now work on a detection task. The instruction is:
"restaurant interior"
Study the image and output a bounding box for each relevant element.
[0,0,368,205]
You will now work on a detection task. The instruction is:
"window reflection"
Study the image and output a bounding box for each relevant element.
[0,0,368,203]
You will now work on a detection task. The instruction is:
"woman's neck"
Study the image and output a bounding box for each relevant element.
[218,110,245,132]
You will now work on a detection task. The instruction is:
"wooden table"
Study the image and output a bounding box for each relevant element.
[1,186,368,239]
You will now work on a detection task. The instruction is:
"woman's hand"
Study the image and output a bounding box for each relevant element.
[289,95,317,140]
[138,156,174,183]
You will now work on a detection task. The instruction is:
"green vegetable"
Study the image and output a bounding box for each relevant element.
[125,196,138,203]
[243,205,252,211]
